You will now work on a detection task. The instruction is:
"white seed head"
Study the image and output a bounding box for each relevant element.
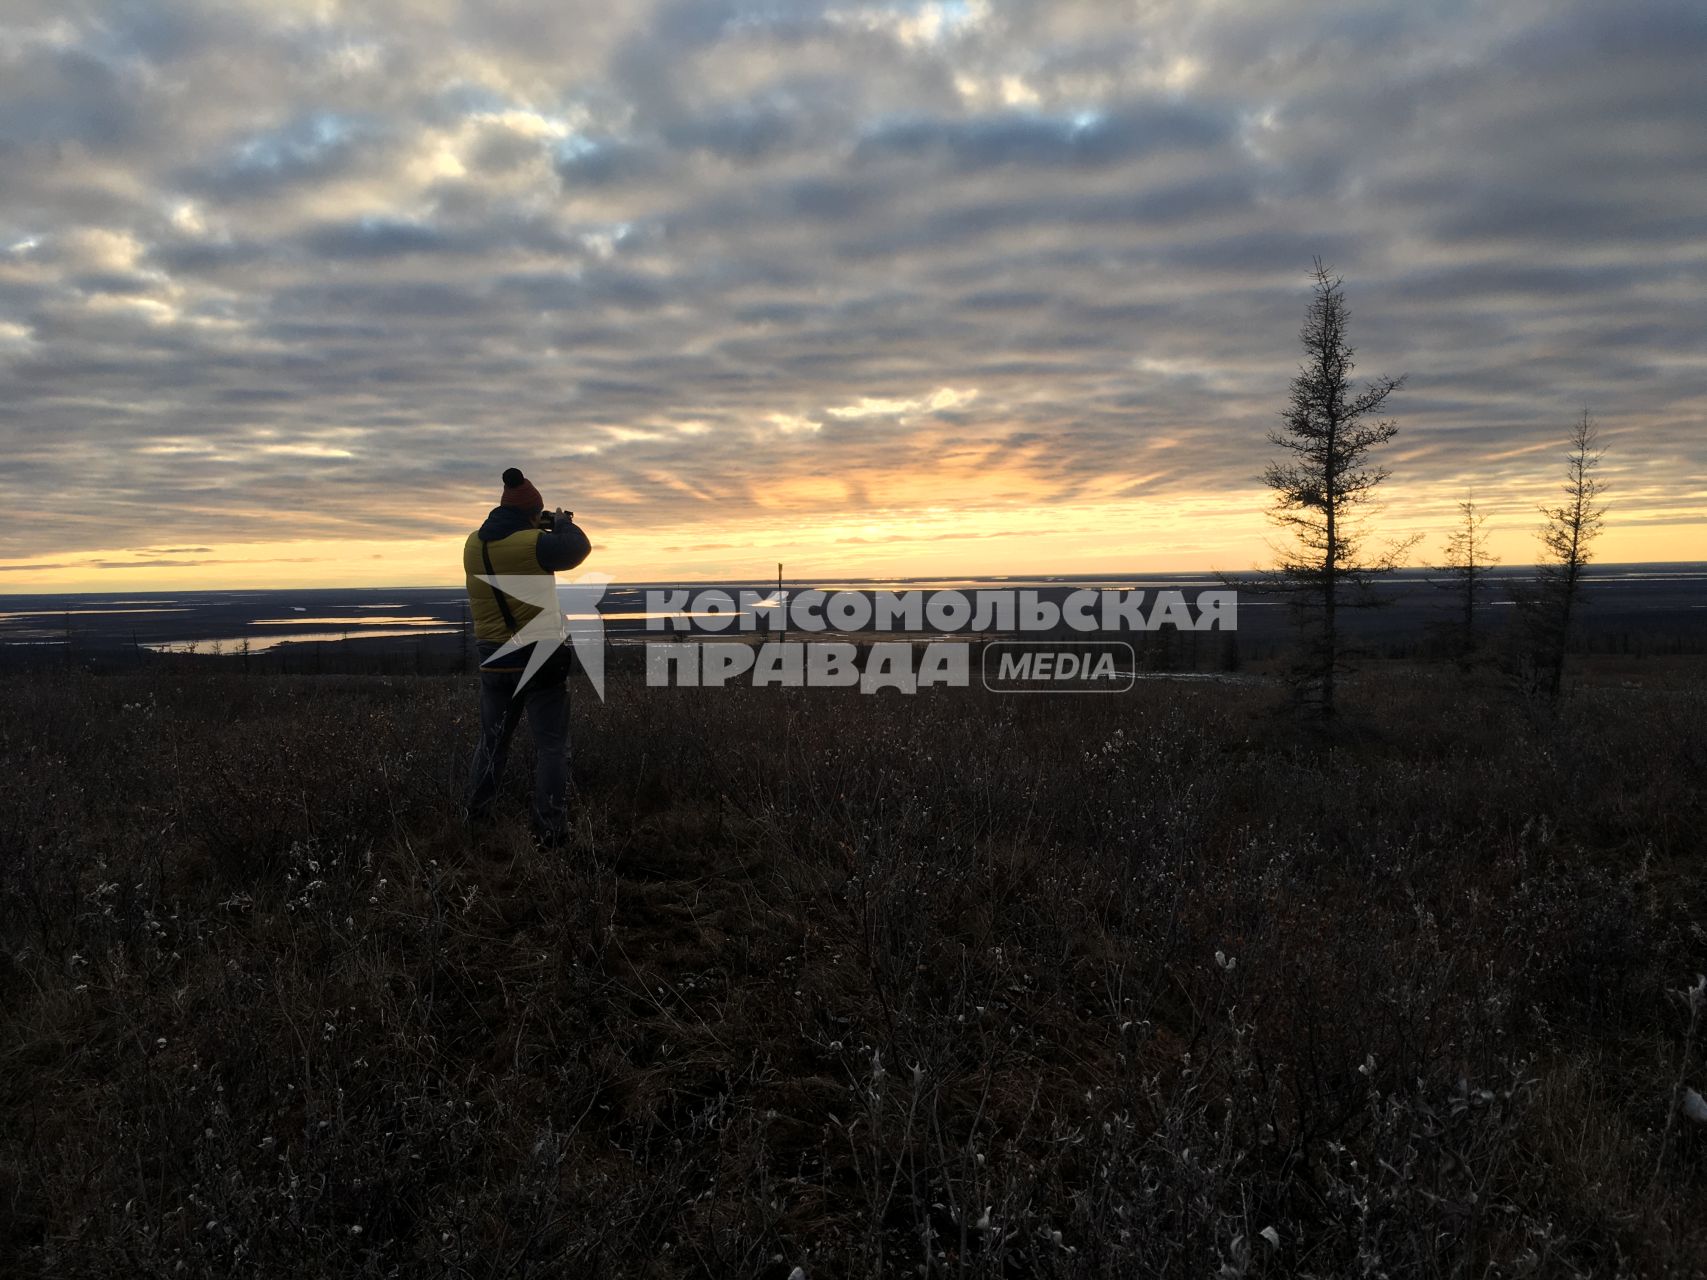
[1682,1088,1707,1124]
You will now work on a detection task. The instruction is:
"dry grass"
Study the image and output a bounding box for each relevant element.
[2,662,1705,1277]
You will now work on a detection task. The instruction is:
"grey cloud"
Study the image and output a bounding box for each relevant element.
[856,101,1231,172]
[301,218,452,259]
[467,126,550,174]
[662,104,799,160]
[783,177,876,222]
[187,113,383,200]
[71,272,163,297]
[0,47,147,153]
[1423,187,1707,246]
[958,289,1054,313]
[499,267,672,311]
[147,239,269,274]
[0,0,1702,565]
[1501,0,1707,71]
[556,140,666,188]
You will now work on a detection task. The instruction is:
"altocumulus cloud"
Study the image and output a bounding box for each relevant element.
[0,0,1703,563]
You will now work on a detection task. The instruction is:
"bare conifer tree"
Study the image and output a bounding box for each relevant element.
[1528,412,1606,698]
[1263,260,1414,720]
[1433,494,1498,669]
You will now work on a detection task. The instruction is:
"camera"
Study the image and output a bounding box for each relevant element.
[537,509,571,531]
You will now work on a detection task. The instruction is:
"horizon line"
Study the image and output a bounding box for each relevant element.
[3,559,1706,599]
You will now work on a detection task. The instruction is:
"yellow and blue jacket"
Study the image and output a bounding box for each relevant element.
[463,507,592,647]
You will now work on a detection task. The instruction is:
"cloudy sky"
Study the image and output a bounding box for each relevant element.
[1,0,1703,589]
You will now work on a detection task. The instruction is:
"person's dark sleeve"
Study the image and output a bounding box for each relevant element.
[535,521,592,572]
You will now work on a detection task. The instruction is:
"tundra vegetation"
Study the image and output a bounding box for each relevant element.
[2,658,1705,1278]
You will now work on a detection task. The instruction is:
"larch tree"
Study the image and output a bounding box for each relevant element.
[1434,494,1498,670]
[1530,412,1607,698]
[1263,259,1414,721]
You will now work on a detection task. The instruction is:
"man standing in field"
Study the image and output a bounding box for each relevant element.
[463,467,592,845]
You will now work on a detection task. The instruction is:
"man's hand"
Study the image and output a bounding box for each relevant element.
[535,510,592,572]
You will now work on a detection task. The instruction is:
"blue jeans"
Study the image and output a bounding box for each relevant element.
[465,646,570,839]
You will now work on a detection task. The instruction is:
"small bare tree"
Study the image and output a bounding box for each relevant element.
[1263,260,1414,720]
[1432,494,1498,670]
[1528,412,1606,698]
